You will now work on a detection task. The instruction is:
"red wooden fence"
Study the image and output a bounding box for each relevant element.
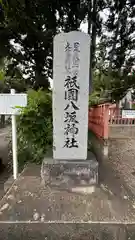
[109,105,135,125]
[88,104,135,139]
[88,104,110,139]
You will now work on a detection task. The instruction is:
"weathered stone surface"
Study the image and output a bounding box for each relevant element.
[109,125,135,139]
[53,31,90,160]
[88,131,108,163]
[41,152,98,193]
[0,223,129,240]
[127,225,135,240]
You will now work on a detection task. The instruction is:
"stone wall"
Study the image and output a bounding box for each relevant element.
[109,125,135,138]
[88,131,108,163]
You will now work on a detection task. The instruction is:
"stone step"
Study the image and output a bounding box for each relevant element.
[41,152,98,193]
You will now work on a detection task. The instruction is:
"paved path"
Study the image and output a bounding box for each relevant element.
[0,135,135,239]
[0,164,135,223]
[0,127,13,200]
[0,222,135,239]
[0,162,135,239]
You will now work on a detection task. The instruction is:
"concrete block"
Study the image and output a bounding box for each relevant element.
[41,152,98,194]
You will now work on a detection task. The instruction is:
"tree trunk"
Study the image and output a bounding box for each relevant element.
[34,63,50,90]
[88,0,97,94]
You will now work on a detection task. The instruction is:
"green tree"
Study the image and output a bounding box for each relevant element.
[16,89,52,165]
[0,0,135,96]
[93,0,135,102]
[0,57,27,93]
[0,0,105,90]
[0,0,58,89]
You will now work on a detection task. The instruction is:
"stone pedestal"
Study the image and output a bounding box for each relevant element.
[41,152,98,194]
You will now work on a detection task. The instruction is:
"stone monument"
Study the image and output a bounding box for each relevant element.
[41,31,98,193]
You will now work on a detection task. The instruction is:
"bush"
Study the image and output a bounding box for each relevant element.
[16,89,52,166]
[89,91,100,107]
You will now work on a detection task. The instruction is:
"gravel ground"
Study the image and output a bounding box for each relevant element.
[109,138,135,197]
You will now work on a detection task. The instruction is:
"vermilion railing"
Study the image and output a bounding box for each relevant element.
[88,104,110,139]
[88,104,135,139]
[109,106,135,125]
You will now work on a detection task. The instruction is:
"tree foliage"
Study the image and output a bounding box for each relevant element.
[0,0,107,90]
[9,89,52,166]
[0,0,135,99]
[0,57,27,92]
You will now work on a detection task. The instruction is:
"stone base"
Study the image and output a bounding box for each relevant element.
[41,152,98,194]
